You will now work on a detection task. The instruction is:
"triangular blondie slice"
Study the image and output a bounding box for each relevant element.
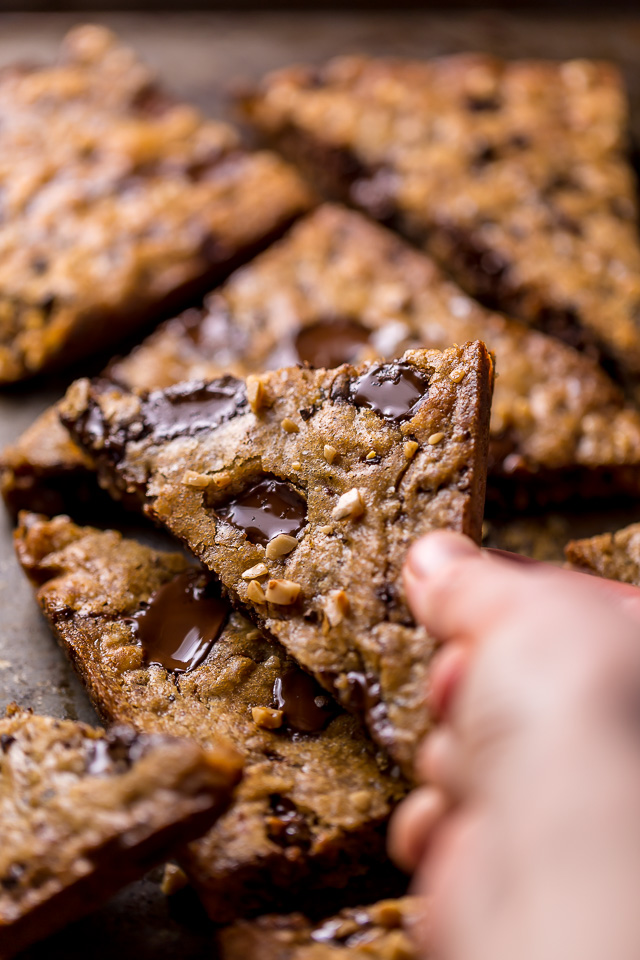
[244,55,640,376]
[60,342,493,774]
[0,705,240,957]
[15,513,406,922]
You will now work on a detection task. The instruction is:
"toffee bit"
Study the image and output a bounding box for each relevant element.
[251,706,284,730]
[332,488,365,521]
[281,417,299,434]
[404,440,419,459]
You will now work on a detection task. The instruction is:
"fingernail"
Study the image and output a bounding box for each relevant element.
[486,548,540,566]
[407,532,477,579]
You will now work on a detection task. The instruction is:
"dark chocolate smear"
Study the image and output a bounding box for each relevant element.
[141,377,247,444]
[128,570,229,674]
[217,476,307,546]
[66,376,246,464]
[273,669,335,733]
[349,360,429,423]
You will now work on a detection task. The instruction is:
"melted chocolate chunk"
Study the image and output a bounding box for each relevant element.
[217,476,306,546]
[267,795,312,850]
[0,734,15,754]
[294,319,371,369]
[273,669,335,733]
[142,378,246,444]
[128,570,229,674]
[349,361,429,423]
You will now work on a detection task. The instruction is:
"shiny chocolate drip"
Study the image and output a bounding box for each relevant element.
[128,570,229,674]
[273,669,335,733]
[217,476,306,546]
[142,377,246,443]
[349,361,429,423]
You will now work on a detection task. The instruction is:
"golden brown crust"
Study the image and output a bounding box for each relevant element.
[60,342,493,776]
[0,706,241,958]
[220,898,420,960]
[15,512,406,921]
[0,25,312,383]
[244,55,640,377]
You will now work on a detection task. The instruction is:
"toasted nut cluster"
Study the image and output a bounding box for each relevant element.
[265,578,301,604]
[265,533,298,559]
[181,470,211,489]
[323,444,338,464]
[246,580,266,603]
[428,432,444,445]
[332,488,365,521]
[251,706,284,730]
[246,375,268,413]
[324,589,350,627]
[281,417,299,433]
[404,440,419,459]
[241,562,269,580]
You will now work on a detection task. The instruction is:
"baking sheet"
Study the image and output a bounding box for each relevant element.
[1,11,639,957]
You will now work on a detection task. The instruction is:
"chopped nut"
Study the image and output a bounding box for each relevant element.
[324,589,350,627]
[265,533,298,560]
[332,488,365,521]
[161,863,188,896]
[323,444,338,464]
[404,440,419,459]
[449,368,465,383]
[247,580,266,603]
[251,706,284,730]
[366,449,377,461]
[265,579,301,605]
[246,375,268,413]
[291,461,301,471]
[281,417,299,434]
[181,470,210,489]
[241,562,269,580]
[428,432,444,445]
[211,471,232,489]
[318,524,334,535]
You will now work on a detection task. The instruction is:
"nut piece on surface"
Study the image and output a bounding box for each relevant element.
[246,375,268,414]
[246,580,266,603]
[427,432,444,445]
[323,444,338,464]
[251,706,284,730]
[161,863,189,896]
[404,440,419,459]
[211,471,232,489]
[265,579,301,605]
[366,450,377,461]
[242,562,269,580]
[324,589,350,627]
[449,368,465,383]
[332,488,365,521]
[265,534,298,560]
[281,417,299,434]
[181,470,211,489]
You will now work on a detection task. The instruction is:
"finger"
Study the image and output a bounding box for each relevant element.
[428,643,468,720]
[415,728,467,800]
[388,786,448,873]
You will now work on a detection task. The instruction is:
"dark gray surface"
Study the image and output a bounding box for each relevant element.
[0,11,639,958]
